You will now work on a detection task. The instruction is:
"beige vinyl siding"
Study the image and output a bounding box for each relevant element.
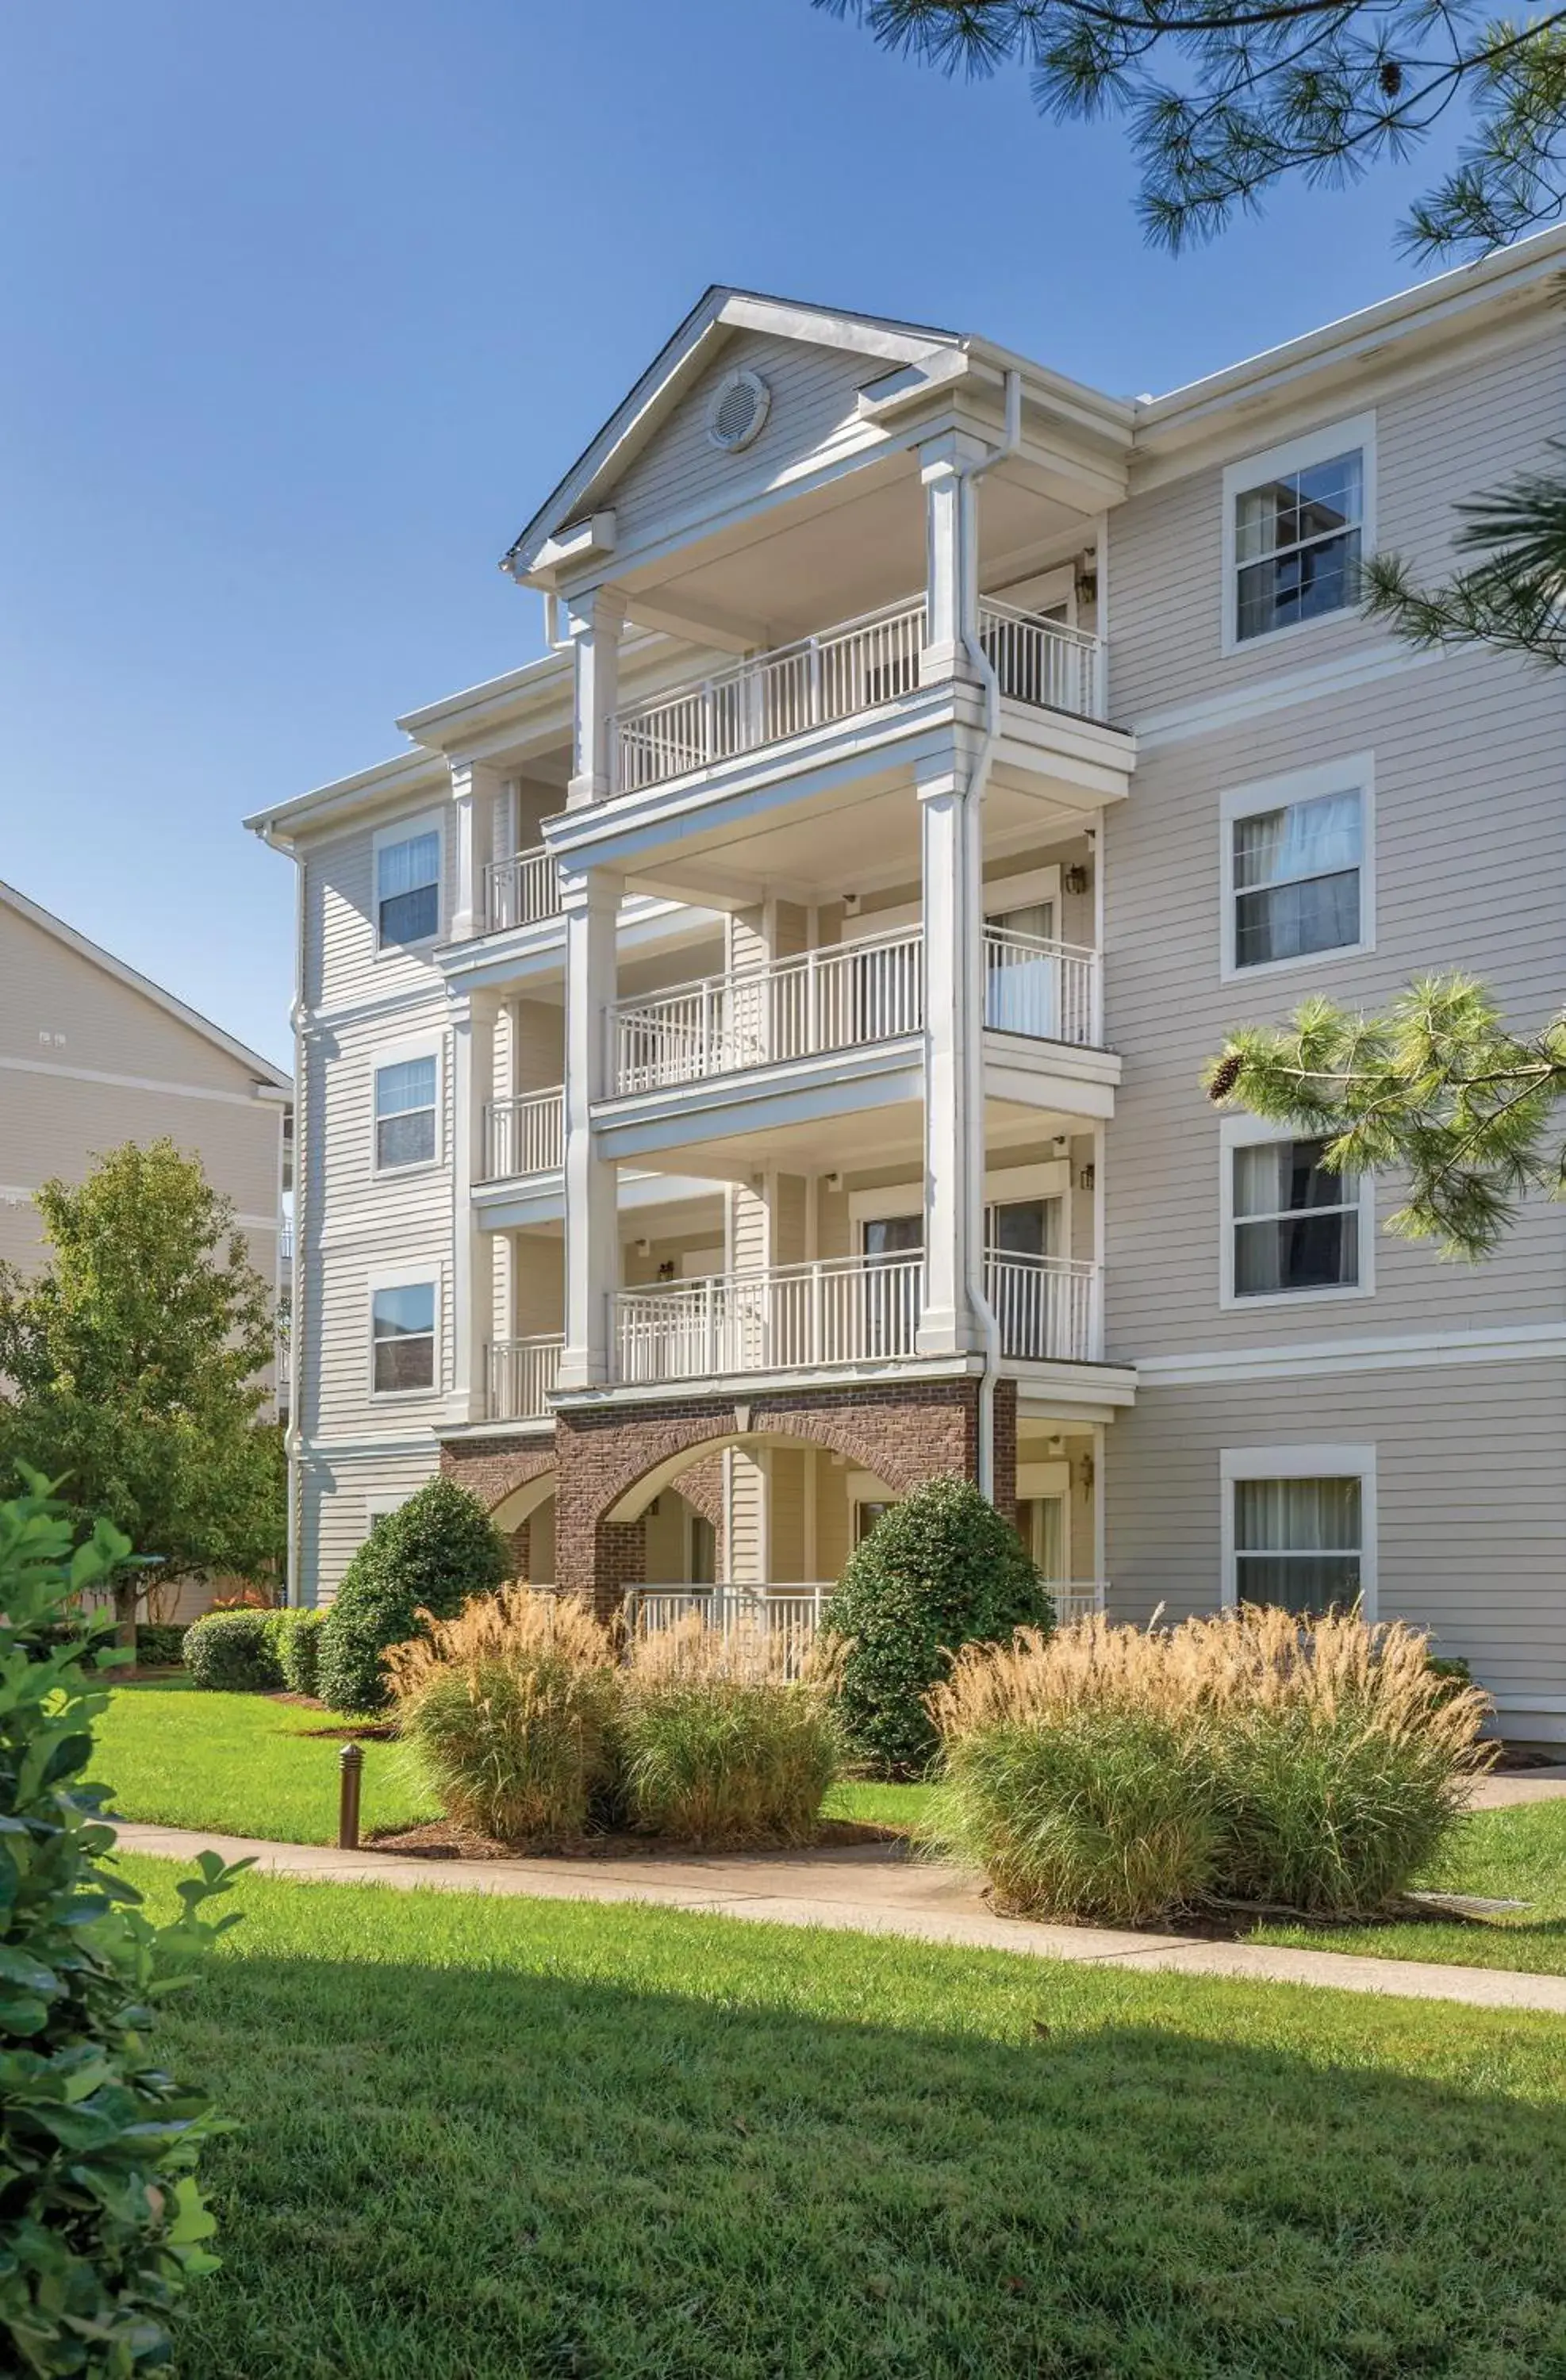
[0,904,264,1095]
[1102,633,1566,1359]
[299,1445,442,1606]
[610,330,885,552]
[1106,1361,1566,1711]
[0,1069,281,1224]
[303,804,451,1016]
[1112,320,1566,720]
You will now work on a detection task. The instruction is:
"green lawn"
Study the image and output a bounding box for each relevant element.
[125,1852,1566,2379]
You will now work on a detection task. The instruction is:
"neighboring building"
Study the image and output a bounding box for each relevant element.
[0,877,295,1446]
[250,237,1566,1739]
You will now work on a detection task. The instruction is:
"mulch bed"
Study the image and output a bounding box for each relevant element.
[366,1817,906,1862]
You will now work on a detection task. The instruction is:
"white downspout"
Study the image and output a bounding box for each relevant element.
[954,367,1022,1503]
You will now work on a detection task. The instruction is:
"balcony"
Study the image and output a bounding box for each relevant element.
[483,845,563,935]
[606,924,1101,1100]
[486,1333,565,1421]
[612,1251,1100,1385]
[483,1086,565,1181]
[611,597,1105,797]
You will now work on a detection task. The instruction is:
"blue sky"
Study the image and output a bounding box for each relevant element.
[0,0,1468,1069]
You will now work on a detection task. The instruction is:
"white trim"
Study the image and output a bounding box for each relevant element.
[1219,754,1375,984]
[1220,1441,1377,1618]
[1137,1320,1566,1384]
[371,809,445,959]
[367,1265,442,1403]
[369,1032,446,1180]
[0,877,291,1091]
[1221,412,1376,658]
[1219,1111,1374,1311]
[0,1053,284,1110]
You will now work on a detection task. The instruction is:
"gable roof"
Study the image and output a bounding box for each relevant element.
[0,877,293,1094]
[501,286,963,583]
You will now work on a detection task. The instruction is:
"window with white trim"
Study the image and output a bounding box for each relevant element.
[1222,1445,1376,1618]
[370,1281,436,1394]
[376,824,440,948]
[1233,789,1361,968]
[374,1056,437,1171]
[1232,1137,1359,1299]
[1223,416,1372,651]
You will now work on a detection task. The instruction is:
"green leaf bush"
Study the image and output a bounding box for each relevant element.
[182,1610,283,1695]
[317,1481,509,1715]
[0,1472,247,2376]
[270,1609,326,1699]
[132,1624,188,1669]
[821,1478,1053,1775]
[929,1606,1493,1924]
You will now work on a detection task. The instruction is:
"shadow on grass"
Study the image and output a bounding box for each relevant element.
[162,1934,1566,2380]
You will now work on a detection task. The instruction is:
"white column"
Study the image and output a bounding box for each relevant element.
[558,864,622,1388]
[919,432,984,688]
[566,586,627,808]
[916,754,985,1356]
[449,758,501,942]
[451,991,501,1422]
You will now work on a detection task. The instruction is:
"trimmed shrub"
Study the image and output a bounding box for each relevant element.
[317,1480,509,1714]
[134,1621,189,1668]
[928,1607,1494,1924]
[621,1618,841,1848]
[0,1472,244,2375]
[182,1608,284,1693]
[270,1606,327,1697]
[821,1477,1053,1775]
[386,1588,619,1845]
[931,1710,1220,1925]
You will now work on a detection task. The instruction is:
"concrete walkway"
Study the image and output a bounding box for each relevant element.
[114,1821,1566,2018]
[1469,1765,1566,1808]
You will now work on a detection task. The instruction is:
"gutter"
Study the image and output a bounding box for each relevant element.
[953,367,1022,1503]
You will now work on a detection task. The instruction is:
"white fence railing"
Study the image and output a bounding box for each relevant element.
[979,597,1103,719]
[983,925,1101,1046]
[486,1334,565,1420]
[615,1255,923,1383]
[484,845,562,934]
[483,1087,565,1181]
[614,597,927,795]
[609,927,925,1096]
[610,597,1107,796]
[1048,1580,1110,1626]
[985,1253,1100,1363]
[624,1585,831,1676]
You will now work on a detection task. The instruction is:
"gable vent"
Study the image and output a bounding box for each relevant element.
[706,368,771,454]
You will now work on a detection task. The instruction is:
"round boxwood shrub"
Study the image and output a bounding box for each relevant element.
[821,1476,1054,1775]
[182,1608,285,1693]
[317,1479,509,1714]
[271,1606,326,1697]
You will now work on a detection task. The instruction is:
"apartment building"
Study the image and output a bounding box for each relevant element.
[250,234,1566,1740]
[0,877,295,1426]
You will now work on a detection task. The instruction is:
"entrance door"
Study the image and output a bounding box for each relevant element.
[860,1213,922,1358]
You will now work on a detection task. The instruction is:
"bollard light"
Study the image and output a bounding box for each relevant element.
[338,1740,364,1850]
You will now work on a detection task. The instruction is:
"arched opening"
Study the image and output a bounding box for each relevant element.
[489,1469,557,1586]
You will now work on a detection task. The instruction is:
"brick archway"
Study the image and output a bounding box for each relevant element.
[438,1438,557,1583]
[554,1378,1015,1616]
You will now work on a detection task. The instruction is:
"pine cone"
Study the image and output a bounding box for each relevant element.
[1207,1051,1244,1104]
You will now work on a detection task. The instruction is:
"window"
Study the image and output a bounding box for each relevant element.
[1232,1138,1359,1299]
[376,823,440,948]
[1222,416,1373,651]
[1234,1476,1363,1616]
[1233,791,1361,968]
[374,1055,437,1171]
[854,1500,895,1545]
[1222,1446,1376,1618]
[370,1281,436,1394]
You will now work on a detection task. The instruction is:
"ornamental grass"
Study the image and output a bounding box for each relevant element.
[385,1587,620,1847]
[619,1614,842,1848]
[927,1606,1494,1923]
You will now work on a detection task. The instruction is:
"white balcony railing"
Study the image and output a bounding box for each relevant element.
[984,927,1101,1046]
[278,1221,294,1263]
[482,1086,565,1181]
[615,1255,923,1383]
[610,596,1106,796]
[1048,1581,1110,1626]
[486,1334,565,1421]
[986,1252,1100,1363]
[484,845,563,934]
[609,927,924,1097]
[624,1584,831,1677]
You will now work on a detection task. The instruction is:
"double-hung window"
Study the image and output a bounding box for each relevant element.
[1233,790,1362,968]
[370,1281,436,1394]
[374,1055,437,1171]
[1231,1137,1360,1299]
[1224,417,1372,649]
[376,823,440,949]
[1232,1474,1364,1616]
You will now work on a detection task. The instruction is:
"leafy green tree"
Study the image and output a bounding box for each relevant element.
[1207,977,1566,1259]
[0,1142,283,1641]
[317,1479,510,1714]
[0,1471,247,2375]
[820,0,1566,255]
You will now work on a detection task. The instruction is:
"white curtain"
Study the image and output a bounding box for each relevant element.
[1234,791,1360,892]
